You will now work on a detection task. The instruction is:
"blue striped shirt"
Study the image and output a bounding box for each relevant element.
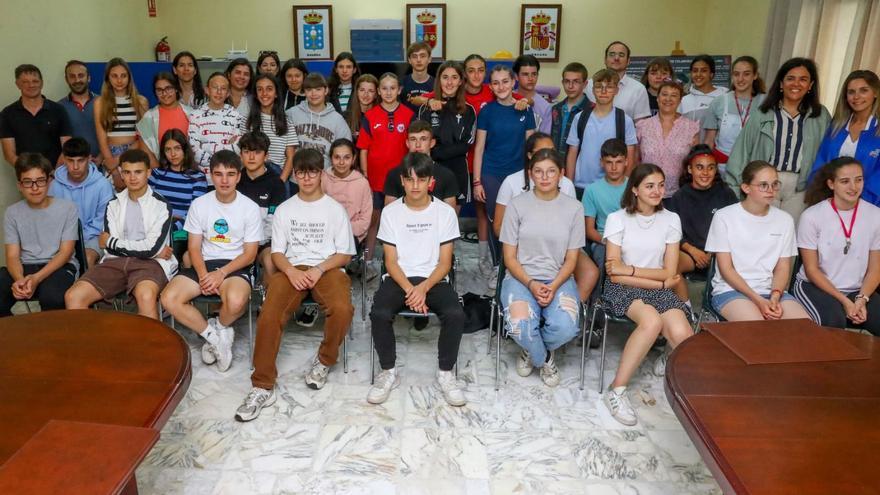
[148,168,208,230]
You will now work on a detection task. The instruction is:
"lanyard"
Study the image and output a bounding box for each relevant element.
[830,198,859,254]
[734,96,753,128]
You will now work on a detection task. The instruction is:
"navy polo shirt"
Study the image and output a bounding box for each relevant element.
[58,93,99,157]
[0,96,72,164]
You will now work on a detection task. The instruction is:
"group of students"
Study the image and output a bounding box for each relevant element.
[2,39,880,427]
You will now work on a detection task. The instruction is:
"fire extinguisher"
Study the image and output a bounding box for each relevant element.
[155,37,171,62]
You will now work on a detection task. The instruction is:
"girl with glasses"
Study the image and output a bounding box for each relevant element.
[136,72,195,168]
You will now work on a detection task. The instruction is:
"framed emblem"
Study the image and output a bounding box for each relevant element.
[520,4,562,62]
[406,4,447,60]
[293,5,334,60]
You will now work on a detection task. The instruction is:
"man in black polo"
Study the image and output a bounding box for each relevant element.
[1,64,72,166]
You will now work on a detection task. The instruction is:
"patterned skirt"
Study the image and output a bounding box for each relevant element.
[602,279,689,318]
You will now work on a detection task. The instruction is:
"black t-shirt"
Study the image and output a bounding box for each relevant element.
[236,167,288,211]
[400,74,434,112]
[383,161,460,203]
[666,182,738,250]
[0,97,73,164]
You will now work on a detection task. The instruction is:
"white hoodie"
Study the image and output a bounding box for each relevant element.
[286,101,352,169]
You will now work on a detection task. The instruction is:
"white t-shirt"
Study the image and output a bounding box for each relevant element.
[496,171,577,206]
[184,191,263,261]
[587,74,651,120]
[603,208,682,269]
[271,194,356,267]
[678,86,728,127]
[704,203,797,296]
[377,198,459,278]
[797,199,880,292]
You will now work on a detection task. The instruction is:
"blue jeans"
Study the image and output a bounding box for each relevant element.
[500,275,580,367]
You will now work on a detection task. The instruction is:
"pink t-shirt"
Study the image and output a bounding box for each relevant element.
[636,115,699,197]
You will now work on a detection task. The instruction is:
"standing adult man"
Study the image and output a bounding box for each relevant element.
[513,55,552,134]
[57,60,100,161]
[586,42,651,121]
[0,65,72,166]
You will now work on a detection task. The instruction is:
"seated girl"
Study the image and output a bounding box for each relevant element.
[794,157,880,335]
[704,160,810,321]
[321,138,372,246]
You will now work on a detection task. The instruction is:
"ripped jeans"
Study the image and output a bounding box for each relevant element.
[500,275,580,367]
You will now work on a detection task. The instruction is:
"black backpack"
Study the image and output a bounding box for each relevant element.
[576,106,626,146]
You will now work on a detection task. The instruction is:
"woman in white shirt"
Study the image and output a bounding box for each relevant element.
[705,160,810,321]
[601,163,693,426]
[794,157,880,335]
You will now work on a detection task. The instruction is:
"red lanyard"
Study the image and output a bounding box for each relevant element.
[734,96,753,128]
[830,198,859,254]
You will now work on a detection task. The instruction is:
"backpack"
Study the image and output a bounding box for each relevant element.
[461,292,493,334]
[576,106,626,146]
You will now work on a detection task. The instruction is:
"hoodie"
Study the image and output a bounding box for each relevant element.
[48,163,115,242]
[320,169,372,241]
[287,101,352,169]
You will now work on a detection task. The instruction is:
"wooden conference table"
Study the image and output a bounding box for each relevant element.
[665,319,880,495]
[0,310,191,494]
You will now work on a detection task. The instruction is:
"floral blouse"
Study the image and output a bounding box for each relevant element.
[636,115,700,197]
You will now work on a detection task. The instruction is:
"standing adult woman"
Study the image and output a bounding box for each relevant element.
[172,51,206,108]
[705,160,810,321]
[499,149,584,387]
[188,72,246,178]
[94,57,148,189]
[256,50,280,78]
[666,145,738,303]
[678,54,727,129]
[280,58,309,111]
[640,57,674,117]
[636,80,700,197]
[247,74,298,182]
[726,57,831,219]
[473,65,536,265]
[601,163,693,426]
[809,70,880,206]
[417,60,476,203]
[225,58,254,117]
[795,157,880,335]
[344,74,378,144]
[137,72,195,168]
[703,56,765,168]
[328,52,359,113]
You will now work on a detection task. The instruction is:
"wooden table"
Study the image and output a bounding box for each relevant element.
[0,310,191,494]
[665,320,880,495]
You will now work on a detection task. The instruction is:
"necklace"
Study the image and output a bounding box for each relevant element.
[830,198,859,255]
[635,213,657,230]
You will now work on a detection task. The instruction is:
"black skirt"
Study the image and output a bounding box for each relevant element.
[602,280,689,318]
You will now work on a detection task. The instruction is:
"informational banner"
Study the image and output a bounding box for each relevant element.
[627,55,732,87]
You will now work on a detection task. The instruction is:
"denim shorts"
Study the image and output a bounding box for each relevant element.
[712,289,796,313]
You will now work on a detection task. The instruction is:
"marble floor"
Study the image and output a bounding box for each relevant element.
[134,239,723,495]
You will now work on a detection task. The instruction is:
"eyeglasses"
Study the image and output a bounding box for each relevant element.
[155,86,176,95]
[19,177,50,188]
[532,168,559,178]
[595,84,617,93]
[294,169,320,179]
[750,180,782,192]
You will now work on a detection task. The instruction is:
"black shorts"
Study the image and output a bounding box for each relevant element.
[177,259,253,286]
[372,190,385,210]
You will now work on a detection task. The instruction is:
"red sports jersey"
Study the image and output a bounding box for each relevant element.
[356,104,414,192]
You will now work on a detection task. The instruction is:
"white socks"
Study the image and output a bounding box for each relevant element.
[202,325,221,346]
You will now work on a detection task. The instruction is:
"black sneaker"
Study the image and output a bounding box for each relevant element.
[296,305,319,327]
[413,316,429,330]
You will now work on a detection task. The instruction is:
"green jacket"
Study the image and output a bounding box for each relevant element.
[724,105,831,192]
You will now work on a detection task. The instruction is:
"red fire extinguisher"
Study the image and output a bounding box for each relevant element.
[155,37,171,62]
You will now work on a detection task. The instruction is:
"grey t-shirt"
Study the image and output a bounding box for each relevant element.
[3,197,79,269]
[123,198,146,241]
[499,190,585,280]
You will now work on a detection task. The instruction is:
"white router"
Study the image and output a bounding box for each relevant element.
[226,41,249,61]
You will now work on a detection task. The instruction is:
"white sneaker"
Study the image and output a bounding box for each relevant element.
[540,351,561,387]
[234,387,276,422]
[201,318,220,364]
[604,386,638,426]
[296,305,319,327]
[367,368,400,404]
[214,320,234,372]
[305,356,330,390]
[516,349,534,377]
[653,351,669,377]
[436,369,466,406]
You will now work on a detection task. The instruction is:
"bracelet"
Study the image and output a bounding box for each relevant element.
[770,288,782,298]
[631,266,636,276]
[855,293,870,303]
[314,264,325,275]
[215,267,227,277]
[472,180,482,186]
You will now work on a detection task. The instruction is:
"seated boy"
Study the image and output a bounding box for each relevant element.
[583,138,629,267]
[1,153,79,316]
[237,131,287,284]
[49,137,114,268]
[64,149,177,318]
[160,150,262,372]
[235,149,356,422]
[383,121,459,209]
[368,152,466,407]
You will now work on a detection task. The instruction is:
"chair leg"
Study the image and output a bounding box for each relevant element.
[343,325,349,373]
[248,298,255,370]
[369,330,375,385]
[494,305,502,391]
[598,314,609,394]
[581,304,596,391]
[487,299,496,355]
[361,248,368,322]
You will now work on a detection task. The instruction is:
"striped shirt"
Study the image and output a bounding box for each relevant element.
[772,107,805,173]
[337,83,352,112]
[257,113,299,165]
[107,96,137,137]
[148,168,208,230]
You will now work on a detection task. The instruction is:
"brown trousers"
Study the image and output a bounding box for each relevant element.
[251,266,353,389]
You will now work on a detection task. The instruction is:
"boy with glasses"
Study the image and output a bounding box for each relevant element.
[1,153,79,315]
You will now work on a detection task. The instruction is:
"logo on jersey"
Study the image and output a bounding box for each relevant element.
[210,218,231,243]
[396,123,406,133]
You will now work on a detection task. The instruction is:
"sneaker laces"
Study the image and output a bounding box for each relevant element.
[606,390,625,413]
[437,371,459,391]
[542,357,558,375]
[375,369,396,388]
[311,358,329,378]
[243,388,268,408]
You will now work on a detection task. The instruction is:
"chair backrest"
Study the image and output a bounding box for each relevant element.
[74,221,88,277]
[788,255,801,291]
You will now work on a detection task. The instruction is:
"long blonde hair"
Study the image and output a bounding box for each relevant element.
[832,70,880,136]
[98,57,147,131]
